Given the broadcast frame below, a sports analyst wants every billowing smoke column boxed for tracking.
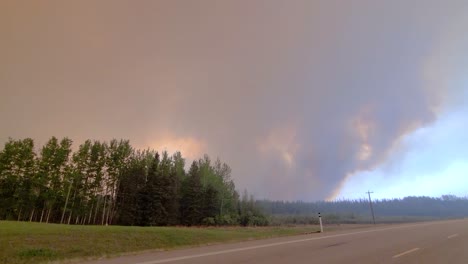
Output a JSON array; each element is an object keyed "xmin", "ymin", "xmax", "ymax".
[{"xmin": 1, "ymin": 1, "xmax": 466, "ymax": 200}]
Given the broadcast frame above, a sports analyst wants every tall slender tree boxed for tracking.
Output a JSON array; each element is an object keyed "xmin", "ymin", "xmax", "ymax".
[{"xmin": 0, "ymin": 138, "xmax": 36, "ymax": 221}]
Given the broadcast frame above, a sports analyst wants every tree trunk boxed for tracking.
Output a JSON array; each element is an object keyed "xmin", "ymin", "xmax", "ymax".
[
  {"xmin": 67, "ymin": 210, "xmax": 72, "ymax": 224},
  {"xmin": 93, "ymin": 196, "xmax": 100, "ymax": 225},
  {"xmin": 17, "ymin": 207, "xmax": 22, "ymax": 221},
  {"xmin": 81, "ymin": 214, "xmax": 87, "ymax": 225},
  {"xmin": 107, "ymin": 184, "xmax": 117, "ymax": 223},
  {"xmin": 29, "ymin": 208, "xmax": 35, "ymax": 222},
  {"xmin": 61, "ymin": 181, "xmax": 73, "ymax": 224},
  {"xmin": 45, "ymin": 207, "xmax": 52, "ymax": 223},
  {"xmin": 105, "ymin": 203, "xmax": 110, "ymax": 226},
  {"xmin": 101, "ymin": 185, "xmax": 108, "ymax": 225},
  {"xmin": 40, "ymin": 207, "xmax": 45, "ymax": 223},
  {"xmin": 68, "ymin": 187, "xmax": 77, "ymax": 224},
  {"xmin": 87, "ymin": 203, "xmax": 94, "ymax": 224},
  {"xmin": 108, "ymin": 180, "xmax": 120, "ymax": 225}
]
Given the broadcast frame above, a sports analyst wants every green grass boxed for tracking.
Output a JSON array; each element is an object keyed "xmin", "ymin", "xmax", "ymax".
[{"xmin": 0, "ymin": 221, "xmax": 320, "ymax": 264}]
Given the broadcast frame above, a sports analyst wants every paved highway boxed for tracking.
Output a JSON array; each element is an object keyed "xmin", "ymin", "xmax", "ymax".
[{"xmin": 86, "ymin": 219, "xmax": 468, "ymax": 264}]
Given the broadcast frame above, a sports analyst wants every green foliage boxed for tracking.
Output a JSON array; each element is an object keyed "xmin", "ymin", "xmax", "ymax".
[
  {"xmin": 202, "ymin": 217, "xmax": 216, "ymax": 226},
  {"xmin": 36, "ymin": 137, "xmax": 73, "ymax": 223},
  {"xmin": 0, "ymin": 138, "xmax": 36, "ymax": 220},
  {"xmin": 180, "ymin": 162, "xmax": 204, "ymax": 225},
  {"xmin": 0, "ymin": 137, "xmax": 267, "ymax": 227}
]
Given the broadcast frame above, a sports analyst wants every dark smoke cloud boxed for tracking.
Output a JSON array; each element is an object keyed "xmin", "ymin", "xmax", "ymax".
[{"xmin": 1, "ymin": 1, "xmax": 465, "ymax": 200}]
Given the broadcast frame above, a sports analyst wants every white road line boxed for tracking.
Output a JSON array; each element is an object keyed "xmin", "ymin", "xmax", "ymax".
[
  {"xmin": 448, "ymin": 234, "xmax": 459, "ymax": 239},
  {"xmin": 135, "ymin": 221, "xmax": 447, "ymax": 264},
  {"xmin": 392, "ymin": 248, "xmax": 420, "ymax": 258}
]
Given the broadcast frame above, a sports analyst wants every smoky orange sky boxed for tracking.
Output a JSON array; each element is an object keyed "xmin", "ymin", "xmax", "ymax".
[{"xmin": 2, "ymin": 1, "xmax": 467, "ymax": 200}]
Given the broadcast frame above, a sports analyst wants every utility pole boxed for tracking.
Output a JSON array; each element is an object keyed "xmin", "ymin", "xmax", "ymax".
[{"xmin": 366, "ymin": 191, "xmax": 376, "ymax": 225}]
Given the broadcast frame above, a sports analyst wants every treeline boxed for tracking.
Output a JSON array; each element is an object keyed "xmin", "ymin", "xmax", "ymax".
[
  {"xmin": 0, "ymin": 137, "xmax": 267, "ymax": 226},
  {"xmin": 259, "ymin": 195, "xmax": 468, "ymax": 224}
]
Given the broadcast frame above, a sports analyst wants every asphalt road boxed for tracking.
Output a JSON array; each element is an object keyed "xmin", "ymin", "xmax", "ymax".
[{"xmin": 86, "ymin": 219, "xmax": 468, "ymax": 264}]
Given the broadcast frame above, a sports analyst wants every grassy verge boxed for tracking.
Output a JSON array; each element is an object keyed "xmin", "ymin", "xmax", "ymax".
[{"xmin": 0, "ymin": 221, "xmax": 320, "ymax": 264}]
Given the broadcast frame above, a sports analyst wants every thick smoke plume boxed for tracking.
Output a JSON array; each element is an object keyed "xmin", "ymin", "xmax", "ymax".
[{"xmin": 1, "ymin": 1, "xmax": 465, "ymax": 200}]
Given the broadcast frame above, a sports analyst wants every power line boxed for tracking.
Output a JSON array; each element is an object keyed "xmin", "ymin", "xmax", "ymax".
[{"xmin": 366, "ymin": 191, "xmax": 376, "ymax": 225}]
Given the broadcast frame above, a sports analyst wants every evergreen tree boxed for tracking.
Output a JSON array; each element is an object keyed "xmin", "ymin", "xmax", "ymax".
[
  {"xmin": 202, "ymin": 185, "xmax": 218, "ymax": 225},
  {"xmin": 160, "ymin": 151, "xmax": 180, "ymax": 225},
  {"xmin": 115, "ymin": 152, "xmax": 146, "ymax": 225},
  {"xmin": 180, "ymin": 161, "xmax": 204, "ymax": 225},
  {"xmin": 146, "ymin": 152, "xmax": 169, "ymax": 226}
]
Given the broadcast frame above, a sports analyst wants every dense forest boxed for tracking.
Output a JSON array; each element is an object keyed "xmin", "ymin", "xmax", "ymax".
[
  {"xmin": 259, "ymin": 195, "xmax": 468, "ymax": 225},
  {"xmin": 0, "ymin": 137, "xmax": 267, "ymax": 226},
  {"xmin": 2, "ymin": 137, "xmax": 467, "ymax": 227}
]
